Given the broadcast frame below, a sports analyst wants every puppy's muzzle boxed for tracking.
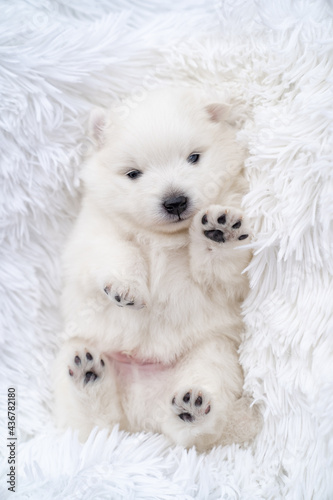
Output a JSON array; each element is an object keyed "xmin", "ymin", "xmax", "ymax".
[{"xmin": 163, "ymin": 195, "xmax": 188, "ymax": 216}]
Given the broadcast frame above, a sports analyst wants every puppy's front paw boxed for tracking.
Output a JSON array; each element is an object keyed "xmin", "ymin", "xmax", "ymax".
[
  {"xmin": 68, "ymin": 347, "xmax": 106, "ymax": 386},
  {"xmin": 172, "ymin": 388, "xmax": 211, "ymax": 424},
  {"xmin": 199, "ymin": 205, "xmax": 250, "ymax": 244},
  {"xmin": 103, "ymin": 281, "xmax": 146, "ymax": 310}
]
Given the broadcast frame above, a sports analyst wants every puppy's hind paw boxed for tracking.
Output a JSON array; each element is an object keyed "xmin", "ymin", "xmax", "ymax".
[
  {"xmin": 172, "ymin": 388, "xmax": 211, "ymax": 424},
  {"xmin": 68, "ymin": 347, "xmax": 106, "ymax": 387}
]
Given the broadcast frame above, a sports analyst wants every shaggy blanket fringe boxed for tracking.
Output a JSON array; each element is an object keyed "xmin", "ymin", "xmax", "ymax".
[{"xmin": 0, "ymin": 0, "xmax": 333, "ymax": 498}]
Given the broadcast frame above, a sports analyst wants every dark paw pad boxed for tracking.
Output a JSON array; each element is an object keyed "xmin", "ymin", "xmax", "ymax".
[
  {"xmin": 172, "ymin": 389, "xmax": 211, "ymax": 424},
  {"xmin": 179, "ymin": 412, "xmax": 194, "ymax": 422},
  {"xmin": 104, "ymin": 284, "xmax": 145, "ymax": 309},
  {"xmin": 84, "ymin": 371, "xmax": 98, "ymax": 384},
  {"xmin": 68, "ymin": 349, "xmax": 105, "ymax": 386},
  {"xmin": 204, "ymin": 229, "xmax": 225, "ymax": 243},
  {"xmin": 201, "ymin": 207, "xmax": 250, "ymax": 244}
]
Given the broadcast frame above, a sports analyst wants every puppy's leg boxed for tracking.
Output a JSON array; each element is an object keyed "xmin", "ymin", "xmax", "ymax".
[
  {"xmin": 189, "ymin": 205, "xmax": 252, "ymax": 298},
  {"xmin": 159, "ymin": 338, "xmax": 261, "ymax": 451},
  {"xmin": 62, "ymin": 208, "xmax": 150, "ymax": 324},
  {"xmin": 64, "ymin": 239, "xmax": 149, "ymax": 313},
  {"xmin": 53, "ymin": 337, "xmax": 124, "ymax": 440}
]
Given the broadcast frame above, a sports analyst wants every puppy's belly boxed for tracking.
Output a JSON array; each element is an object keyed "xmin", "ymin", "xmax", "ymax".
[
  {"xmin": 63, "ymin": 297, "xmax": 242, "ymax": 366},
  {"xmin": 109, "ymin": 351, "xmax": 174, "ymax": 377},
  {"xmin": 62, "ymin": 273, "xmax": 243, "ymax": 363},
  {"xmin": 109, "ymin": 353, "xmax": 175, "ymax": 433}
]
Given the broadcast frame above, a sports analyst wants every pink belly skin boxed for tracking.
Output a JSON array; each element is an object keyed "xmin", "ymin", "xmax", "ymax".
[{"xmin": 107, "ymin": 351, "xmax": 174, "ymax": 379}]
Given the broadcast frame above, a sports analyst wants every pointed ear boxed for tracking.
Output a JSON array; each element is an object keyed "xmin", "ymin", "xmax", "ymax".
[
  {"xmin": 205, "ymin": 103, "xmax": 240, "ymax": 127},
  {"xmin": 205, "ymin": 103, "xmax": 229, "ymax": 122},
  {"xmin": 89, "ymin": 107, "xmax": 107, "ymax": 148}
]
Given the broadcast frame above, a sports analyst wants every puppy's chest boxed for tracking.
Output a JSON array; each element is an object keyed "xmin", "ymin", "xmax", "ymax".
[
  {"xmin": 146, "ymin": 245, "xmax": 191, "ymax": 304},
  {"xmin": 138, "ymin": 244, "xmax": 232, "ymax": 342},
  {"xmin": 142, "ymin": 243, "xmax": 220, "ymax": 322}
]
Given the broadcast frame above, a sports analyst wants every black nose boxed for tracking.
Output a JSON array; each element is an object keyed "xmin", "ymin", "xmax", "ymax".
[{"xmin": 163, "ymin": 195, "xmax": 188, "ymax": 215}]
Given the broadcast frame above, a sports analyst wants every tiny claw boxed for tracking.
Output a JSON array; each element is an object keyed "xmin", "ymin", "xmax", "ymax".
[{"xmin": 205, "ymin": 405, "xmax": 211, "ymax": 415}]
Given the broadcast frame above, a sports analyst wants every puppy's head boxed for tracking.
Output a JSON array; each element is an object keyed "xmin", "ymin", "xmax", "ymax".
[{"xmin": 83, "ymin": 89, "xmax": 245, "ymax": 233}]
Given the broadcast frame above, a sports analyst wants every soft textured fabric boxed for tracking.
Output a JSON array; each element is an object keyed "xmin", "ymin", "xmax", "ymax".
[{"xmin": 0, "ymin": 0, "xmax": 332, "ymax": 498}]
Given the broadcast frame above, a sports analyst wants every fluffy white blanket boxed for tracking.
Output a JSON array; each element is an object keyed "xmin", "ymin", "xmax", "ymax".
[{"xmin": 1, "ymin": 0, "xmax": 333, "ymax": 498}]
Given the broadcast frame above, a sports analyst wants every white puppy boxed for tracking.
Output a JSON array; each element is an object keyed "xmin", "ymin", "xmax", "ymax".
[{"xmin": 54, "ymin": 88, "xmax": 261, "ymax": 452}]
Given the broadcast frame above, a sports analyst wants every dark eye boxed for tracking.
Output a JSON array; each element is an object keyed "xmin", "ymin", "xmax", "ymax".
[
  {"xmin": 126, "ymin": 170, "xmax": 142, "ymax": 179},
  {"xmin": 187, "ymin": 153, "xmax": 200, "ymax": 164}
]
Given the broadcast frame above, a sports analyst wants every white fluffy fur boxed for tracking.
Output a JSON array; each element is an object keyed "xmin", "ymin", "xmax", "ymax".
[
  {"xmin": 1, "ymin": 0, "xmax": 333, "ymax": 498},
  {"xmin": 54, "ymin": 89, "xmax": 260, "ymax": 451}
]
